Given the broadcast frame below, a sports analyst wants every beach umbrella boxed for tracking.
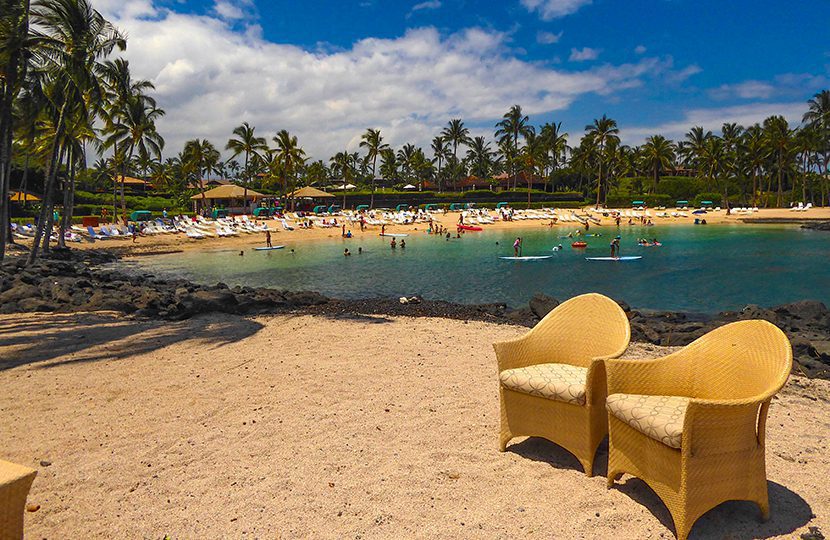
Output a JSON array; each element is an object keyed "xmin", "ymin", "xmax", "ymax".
[
  {"xmin": 403, "ymin": 184, "xmax": 416, "ymax": 190},
  {"xmin": 9, "ymin": 191, "xmax": 40, "ymax": 202}
]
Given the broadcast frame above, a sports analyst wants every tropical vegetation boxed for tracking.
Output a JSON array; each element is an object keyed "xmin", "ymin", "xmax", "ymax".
[{"xmin": 2, "ymin": 0, "xmax": 829, "ymax": 262}]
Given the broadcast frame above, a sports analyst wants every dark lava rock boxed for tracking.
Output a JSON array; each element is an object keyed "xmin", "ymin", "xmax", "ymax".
[
  {"xmin": 801, "ymin": 221, "xmax": 830, "ymax": 231},
  {"xmin": 0, "ymin": 283, "xmax": 41, "ymax": 304},
  {"xmin": 529, "ymin": 293, "xmax": 559, "ymax": 320},
  {"xmin": 17, "ymin": 297, "xmax": 59, "ymax": 312}
]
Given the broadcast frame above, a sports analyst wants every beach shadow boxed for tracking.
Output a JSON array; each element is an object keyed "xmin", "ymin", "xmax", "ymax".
[
  {"xmin": 507, "ymin": 437, "xmax": 608, "ymax": 477},
  {"xmin": 0, "ymin": 312, "xmax": 264, "ymax": 371},
  {"xmin": 615, "ymin": 478, "xmax": 813, "ymax": 539},
  {"xmin": 322, "ymin": 313, "xmax": 395, "ymax": 324}
]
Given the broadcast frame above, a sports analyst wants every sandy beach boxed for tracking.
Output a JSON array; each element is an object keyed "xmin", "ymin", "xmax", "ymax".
[
  {"xmin": 1, "ymin": 311, "xmax": 827, "ymax": 539},
  {"xmin": 15, "ymin": 206, "xmax": 830, "ymax": 257}
]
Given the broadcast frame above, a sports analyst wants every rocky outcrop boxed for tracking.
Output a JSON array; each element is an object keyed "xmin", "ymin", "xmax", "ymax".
[{"xmin": 801, "ymin": 221, "xmax": 830, "ymax": 231}]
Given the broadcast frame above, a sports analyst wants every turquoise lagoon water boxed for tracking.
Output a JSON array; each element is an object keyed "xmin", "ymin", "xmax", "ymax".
[{"xmin": 128, "ymin": 224, "xmax": 830, "ymax": 313}]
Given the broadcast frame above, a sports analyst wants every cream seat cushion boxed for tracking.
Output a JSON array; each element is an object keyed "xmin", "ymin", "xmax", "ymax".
[
  {"xmin": 606, "ymin": 393, "xmax": 690, "ymax": 449},
  {"xmin": 499, "ymin": 363, "xmax": 588, "ymax": 405}
]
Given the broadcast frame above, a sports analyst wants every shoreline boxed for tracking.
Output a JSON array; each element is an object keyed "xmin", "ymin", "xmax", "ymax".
[
  {"xmin": 1, "ymin": 249, "xmax": 828, "ymax": 378},
  {"xmin": 9, "ymin": 207, "xmax": 830, "ymax": 258}
]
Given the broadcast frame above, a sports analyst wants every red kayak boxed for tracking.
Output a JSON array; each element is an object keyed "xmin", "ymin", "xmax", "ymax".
[
  {"xmin": 457, "ymin": 224, "xmax": 483, "ymax": 231},
  {"xmin": 571, "ymin": 241, "xmax": 588, "ymax": 248}
]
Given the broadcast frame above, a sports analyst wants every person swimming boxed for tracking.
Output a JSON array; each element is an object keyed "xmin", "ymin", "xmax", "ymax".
[{"xmin": 344, "ymin": 248, "xmax": 351, "ymax": 256}]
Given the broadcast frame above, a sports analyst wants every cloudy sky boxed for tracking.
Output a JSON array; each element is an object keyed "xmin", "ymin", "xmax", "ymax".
[{"xmin": 92, "ymin": 0, "xmax": 830, "ymax": 161}]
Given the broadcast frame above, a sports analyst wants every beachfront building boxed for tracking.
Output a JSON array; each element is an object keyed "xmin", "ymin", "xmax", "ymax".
[
  {"xmin": 190, "ymin": 184, "xmax": 265, "ymax": 215},
  {"xmin": 114, "ymin": 175, "xmax": 153, "ymax": 193},
  {"xmin": 286, "ymin": 186, "xmax": 335, "ymax": 211}
]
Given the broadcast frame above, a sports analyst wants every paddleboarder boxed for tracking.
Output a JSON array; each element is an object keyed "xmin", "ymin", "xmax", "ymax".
[
  {"xmin": 513, "ymin": 237, "xmax": 522, "ymax": 257},
  {"xmin": 266, "ymin": 230, "xmax": 272, "ymax": 248}
]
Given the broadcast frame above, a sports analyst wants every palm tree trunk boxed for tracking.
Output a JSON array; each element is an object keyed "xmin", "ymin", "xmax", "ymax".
[
  {"xmin": 751, "ymin": 169, "xmax": 758, "ymax": 207},
  {"xmin": 595, "ymin": 154, "xmax": 603, "ymax": 208},
  {"xmin": 28, "ymin": 101, "xmax": 68, "ymax": 264},
  {"xmin": 59, "ymin": 157, "xmax": 77, "ymax": 249},
  {"xmin": 776, "ymin": 156, "xmax": 783, "ymax": 207},
  {"xmin": 370, "ymin": 155, "xmax": 377, "ymax": 208},
  {"xmin": 243, "ymin": 151, "xmax": 249, "ymax": 214}
]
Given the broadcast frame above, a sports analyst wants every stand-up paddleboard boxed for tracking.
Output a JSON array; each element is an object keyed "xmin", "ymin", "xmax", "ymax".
[
  {"xmin": 254, "ymin": 245, "xmax": 286, "ymax": 251},
  {"xmin": 585, "ymin": 256, "xmax": 642, "ymax": 261},
  {"xmin": 500, "ymin": 255, "xmax": 553, "ymax": 261},
  {"xmin": 380, "ymin": 233, "xmax": 408, "ymax": 238}
]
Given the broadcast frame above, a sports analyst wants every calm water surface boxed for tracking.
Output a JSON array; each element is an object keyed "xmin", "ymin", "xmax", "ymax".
[{"xmin": 127, "ymin": 224, "xmax": 830, "ymax": 313}]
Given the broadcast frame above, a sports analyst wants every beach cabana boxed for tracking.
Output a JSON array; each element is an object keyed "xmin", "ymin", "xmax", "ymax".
[
  {"xmin": 675, "ymin": 200, "xmax": 689, "ymax": 209},
  {"xmin": 396, "ymin": 204, "xmax": 410, "ymax": 211},
  {"xmin": 191, "ymin": 184, "xmax": 265, "ymax": 215},
  {"xmin": 423, "ymin": 203, "xmax": 439, "ymax": 211},
  {"xmin": 700, "ymin": 200, "xmax": 714, "ymax": 208},
  {"xmin": 632, "ymin": 200, "xmax": 646, "ymax": 208},
  {"xmin": 495, "ymin": 202, "xmax": 509, "ymax": 209},
  {"xmin": 449, "ymin": 203, "xmax": 464, "ymax": 211},
  {"xmin": 356, "ymin": 204, "xmax": 370, "ymax": 212}
]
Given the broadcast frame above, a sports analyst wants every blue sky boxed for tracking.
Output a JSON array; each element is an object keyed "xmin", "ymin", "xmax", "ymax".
[{"xmin": 95, "ymin": 0, "xmax": 830, "ymax": 158}]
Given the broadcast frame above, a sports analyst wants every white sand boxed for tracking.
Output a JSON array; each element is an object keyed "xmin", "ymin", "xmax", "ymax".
[{"xmin": 0, "ymin": 312, "xmax": 827, "ymax": 538}]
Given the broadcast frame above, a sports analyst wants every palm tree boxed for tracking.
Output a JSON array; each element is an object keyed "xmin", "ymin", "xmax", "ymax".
[
  {"xmin": 465, "ymin": 136, "xmax": 494, "ymax": 179},
  {"xmin": 585, "ymin": 114, "xmax": 619, "ymax": 207},
  {"xmin": 495, "ymin": 105, "xmax": 534, "ymax": 189},
  {"xmin": 359, "ymin": 128, "xmax": 388, "ymax": 207},
  {"xmin": 27, "ymin": 0, "xmax": 126, "ymax": 263},
  {"xmin": 273, "ymin": 129, "xmax": 305, "ymax": 209},
  {"xmin": 741, "ymin": 124, "xmax": 767, "ymax": 207},
  {"xmin": 440, "ymin": 119, "xmax": 470, "ymax": 191},
  {"xmin": 430, "ymin": 136, "xmax": 450, "ymax": 192},
  {"xmin": 700, "ymin": 136, "xmax": 728, "ymax": 208},
  {"xmin": 102, "ymin": 78, "xmax": 165, "ymax": 220},
  {"xmin": 0, "ymin": 0, "xmax": 34, "ymax": 259},
  {"xmin": 226, "ymin": 122, "xmax": 266, "ymax": 214},
  {"xmin": 681, "ymin": 126, "xmax": 712, "ymax": 176},
  {"xmin": 183, "ymin": 138, "xmax": 219, "ymax": 213},
  {"xmin": 539, "ymin": 122, "xmax": 567, "ymax": 191},
  {"xmin": 379, "ymin": 148, "xmax": 397, "ymax": 186},
  {"xmin": 640, "ymin": 135, "xmax": 675, "ymax": 193},
  {"xmin": 762, "ymin": 115, "xmax": 793, "ymax": 207},
  {"xmin": 803, "ymin": 90, "xmax": 830, "ymax": 205}
]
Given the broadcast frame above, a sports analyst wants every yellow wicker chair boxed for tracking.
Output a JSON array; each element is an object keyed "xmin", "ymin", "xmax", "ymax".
[
  {"xmin": 605, "ymin": 320, "xmax": 792, "ymax": 540},
  {"xmin": 494, "ymin": 293, "xmax": 630, "ymax": 476},
  {"xmin": 0, "ymin": 459, "xmax": 37, "ymax": 540}
]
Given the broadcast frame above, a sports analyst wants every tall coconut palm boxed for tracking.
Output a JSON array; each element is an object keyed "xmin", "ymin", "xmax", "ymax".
[
  {"xmin": 359, "ymin": 128, "xmax": 388, "ymax": 207},
  {"xmin": 0, "ymin": 0, "xmax": 35, "ymax": 259},
  {"xmin": 539, "ymin": 121, "xmax": 567, "ymax": 191},
  {"xmin": 803, "ymin": 90, "xmax": 830, "ymax": 205},
  {"xmin": 762, "ymin": 115, "xmax": 793, "ymax": 207},
  {"xmin": 681, "ymin": 126, "xmax": 712, "ymax": 176},
  {"xmin": 183, "ymin": 138, "xmax": 219, "ymax": 213},
  {"xmin": 27, "ymin": 0, "xmax": 125, "ymax": 263},
  {"xmin": 379, "ymin": 148, "xmax": 398, "ymax": 185},
  {"xmin": 465, "ymin": 136, "xmax": 494, "ymax": 179},
  {"xmin": 640, "ymin": 135, "xmax": 675, "ymax": 193},
  {"xmin": 440, "ymin": 119, "xmax": 469, "ymax": 191},
  {"xmin": 102, "ymin": 83, "xmax": 165, "ymax": 219},
  {"xmin": 495, "ymin": 105, "xmax": 534, "ymax": 188},
  {"xmin": 430, "ymin": 136, "xmax": 450, "ymax": 192},
  {"xmin": 273, "ymin": 129, "xmax": 305, "ymax": 209},
  {"xmin": 741, "ymin": 124, "xmax": 767, "ymax": 207},
  {"xmin": 226, "ymin": 122, "xmax": 266, "ymax": 214},
  {"xmin": 585, "ymin": 114, "xmax": 619, "ymax": 207}
]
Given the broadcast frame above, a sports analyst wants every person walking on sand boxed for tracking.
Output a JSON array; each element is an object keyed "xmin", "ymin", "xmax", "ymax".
[{"xmin": 265, "ymin": 229, "xmax": 272, "ymax": 248}]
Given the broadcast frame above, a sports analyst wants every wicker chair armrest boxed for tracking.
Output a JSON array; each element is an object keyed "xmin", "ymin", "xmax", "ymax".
[
  {"xmin": 584, "ymin": 357, "xmax": 610, "ymax": 406},
  {"xmin": 683, "ymin": 398, "xmax": 769, "ymax": 457},
  {"xmin": 493, "ymin": 334, "xmax": 535, "ymax": 372}
]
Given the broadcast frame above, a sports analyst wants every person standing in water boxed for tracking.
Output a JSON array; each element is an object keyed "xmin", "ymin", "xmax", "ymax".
[
  {"xmin": 400, "ymin": 239, "xmax": 406, "ymax": 249},
  {"xmin": 265, "ymin": 229, "xmax": 272, "ymax": 248},
  {"xmin": 513, "ymin": 237, "xmax": 522, "ymax": 257},
  {"xmin": 390, "ymin": 238, "xmax": 397, "ymax": 249}
]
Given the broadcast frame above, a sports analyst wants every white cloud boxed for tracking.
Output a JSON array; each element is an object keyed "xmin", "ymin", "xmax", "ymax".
[
  {"xmin": 569, "ymin": 47, "xmax": 600, "ymax": 61},
  {"xmin": 213, "ymin": 1, "xmax": 244, "ymax": 20},
  {"xmin": 710, "ymin": 73, "xmax": 829, "ymax": 101},
  {"xmin": 621, "ymin": 102, "xmax": 807, "ymax": 144},
  {"xmin": 411, "ymin": 0, "xmax": 441, "ymax": 11},
  {"xmin": 634, "ymin": 45, "xmax": 646, "ymax": 55},
  {"xmin": 521, "ymin": 0, "xmax": 592, "ymax": 20},
  {"xmin": 92, "ymin": 0, "xmax": 694, "ymax": 160},
  {"xmin": 536, "ymin": 30, "xmax": 563, "ymax": 44}
]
